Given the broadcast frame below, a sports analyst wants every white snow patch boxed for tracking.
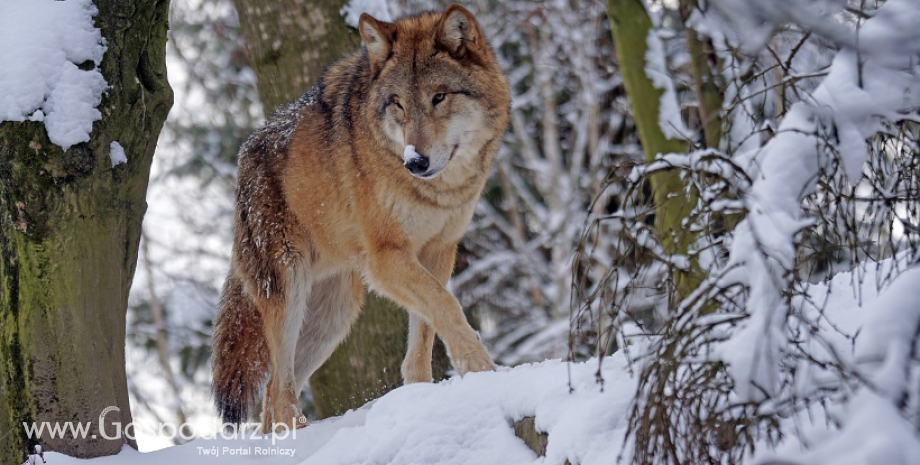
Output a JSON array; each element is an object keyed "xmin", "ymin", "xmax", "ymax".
[
  {"xmin": 109, "ymin": 141, "xmax": 127, "ymax": 167},
  {"xmin": 341, "ymin": 0, "xmax": 392, "ymax": 29},
  {"xmin": 403, "ymin": 144, "xmax": 419, "ymax": 164},
  {"xmin": 644, "ymin": 29, "xmax": 690, "ymax": 141},
  {"xmin": 0, "ymin": 0, "xmax": 107, "ymax": 151}
]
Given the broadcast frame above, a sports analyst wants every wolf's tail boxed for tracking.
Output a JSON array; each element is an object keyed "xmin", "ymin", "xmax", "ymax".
[{"xmin": 211, "ymin": 275, "xmax": 269, "ymax": 425}]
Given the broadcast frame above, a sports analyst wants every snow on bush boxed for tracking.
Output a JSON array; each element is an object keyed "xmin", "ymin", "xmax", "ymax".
[
  {"xmin": 712, "ymin": 0, "xmax": 920, "ymax": 408},
  {"xmin": 577, "ymin": 0, "xmax": 920, "ymax": 463},
  {"xmin": 752, "ymin": 262, "xmax": 920, "ymax": 465},
  {"xmin": 0, "ymin": 0, "xmax": 107, "ymax": 151}
]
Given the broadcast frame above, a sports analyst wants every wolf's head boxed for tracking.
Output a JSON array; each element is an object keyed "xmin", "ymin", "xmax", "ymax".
[{"xmin": 359, "ymin": 5, "xmax": 510, "ymax": 181}]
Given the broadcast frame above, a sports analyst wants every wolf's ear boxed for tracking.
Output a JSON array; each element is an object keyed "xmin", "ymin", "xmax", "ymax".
[
  {"xmin": 436, "ymin": 4, "xmax": 484, "ymax": 60},
  {"xmin": 359, "ymin": 13, "xmax": 396, "ymax": 74}
]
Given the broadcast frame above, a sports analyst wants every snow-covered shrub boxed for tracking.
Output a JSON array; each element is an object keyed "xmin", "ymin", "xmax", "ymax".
[{"xmin": 575, "ymin": 0, "xmax": 920, "ymax": 463}]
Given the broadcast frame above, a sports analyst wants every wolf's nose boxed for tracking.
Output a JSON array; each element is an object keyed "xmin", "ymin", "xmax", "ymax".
[{"xmin": 405, "ymin": 156, "xmax": 430, "ymax": 175}]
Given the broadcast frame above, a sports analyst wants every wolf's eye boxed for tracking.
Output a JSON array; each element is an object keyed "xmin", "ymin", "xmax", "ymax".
[
  {"xmin": 389, "ymin": 95, "xmax": 403, "ymax": 111},
  {"xmin": 432, "ymin": 93, "xmax": 446, "ymax": 106}
]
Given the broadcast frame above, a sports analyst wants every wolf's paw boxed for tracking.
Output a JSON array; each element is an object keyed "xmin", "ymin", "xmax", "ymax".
[
  {"xmin": 453, "ymin": 349, "xmax": 497, "ymax": 375},
  {"xmin": 261, "ymin": 400, "xmax": 308, "ymax": 433},
  {"xmin": 401, "ymin": 358, "xmax": 434, "ymax": 384}
]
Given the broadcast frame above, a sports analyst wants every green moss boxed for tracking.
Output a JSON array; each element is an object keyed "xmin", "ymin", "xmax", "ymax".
[{"xmin": 0, "ymin": 238, "xmax": 31, "ymax": 463}]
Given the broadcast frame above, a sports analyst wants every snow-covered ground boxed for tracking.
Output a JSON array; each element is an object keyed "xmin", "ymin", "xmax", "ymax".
[
  {"xmin": 35, "ymin": 356, "xmax": 637, "ymax": 465},
  {"xmin": 32, "ymin": 258, "xmax": 920, "ymax": 465}
]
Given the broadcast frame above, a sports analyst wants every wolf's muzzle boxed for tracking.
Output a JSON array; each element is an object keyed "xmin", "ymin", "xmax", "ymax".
[{"xmin": 405, "ymin": 155, "xmax": 430, "ymax": 175}]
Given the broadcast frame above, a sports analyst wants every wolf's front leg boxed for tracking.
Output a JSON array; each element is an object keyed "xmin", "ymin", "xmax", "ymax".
[
  {"xmin": 368, "ymin": 246, "xmax": 496, "ymax": 377},
  {"xmin": 402, "ymin": 240, "xmax": 460, "ymax": 383},
  {"xmin": 258, "ymin": 267, "xmax": 311, "ymax": 433}
]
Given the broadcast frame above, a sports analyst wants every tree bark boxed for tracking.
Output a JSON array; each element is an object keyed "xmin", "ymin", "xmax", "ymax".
[
  {"xmin": 233, "ymin": 0, "xmax": 363, "ymax": 111},
  {"xmin": 607, "ymin": 0, "xmax": 701, "ymax": 304},
  {"xmin": 0, "ymin": 1, "xmax": 173, "ymax": 463},
  {"xmin": 232, "ymin": 0, "xmax": 448, "ymax": 420},
  {"xmin": 680, "ymin": 0, "xmax": 724, "ymax": 150},
  {"xmin": 678, "ymin": 0, "xmax": 742, "ymax": 253}
]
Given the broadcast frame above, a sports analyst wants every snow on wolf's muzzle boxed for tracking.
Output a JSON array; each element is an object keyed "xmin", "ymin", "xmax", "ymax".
[{"xmin": 403, "ymin": 145, "xmax": 432, "ymax": 178}]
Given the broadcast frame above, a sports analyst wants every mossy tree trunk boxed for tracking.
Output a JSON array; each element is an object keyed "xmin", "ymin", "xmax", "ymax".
[
  {"xmin": 606, "ymin": 0, "xmax": 701, "ymax": 304},
  {"xmin": 680, "ymin": 0, "xmax": 724, "ymax": 150},
  {"xmin": 0, "ymin": 1, "xmax": 173, "ymax": 463},
  {"xmin": 233, "ymin": 0, "xmax": 448, "ymax": 420},
  {"xmin": 678, "ymin": 0, "xmax": 742, "ymax": 245}
]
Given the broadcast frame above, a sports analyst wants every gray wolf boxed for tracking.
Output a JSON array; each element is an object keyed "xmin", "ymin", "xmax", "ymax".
[{"xmin": 211, "ymin": 4, "xmax": 510, "ymax": 432}]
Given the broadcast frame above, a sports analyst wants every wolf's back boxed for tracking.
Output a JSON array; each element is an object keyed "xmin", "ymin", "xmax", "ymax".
[{"xmin": 211, "ymin": 274, "xmax": 269, "ymax": 425}]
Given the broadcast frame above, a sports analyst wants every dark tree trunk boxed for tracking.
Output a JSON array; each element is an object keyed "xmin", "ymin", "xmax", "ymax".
[{"xmin": 0, "ymin": 1, "xmax": 173, "ymax": 463}]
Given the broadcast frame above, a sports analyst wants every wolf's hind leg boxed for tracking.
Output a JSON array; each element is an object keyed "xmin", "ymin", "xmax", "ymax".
[
  {"xmin": 402, "ymin": 313, "xmax": 435, "ymax": 383},
  {"xmin": 293, "ymin": 271, "xmax": 364, "ymax": 392},
  {"xmin": 260, "ymin": 265, "xmax": 311, "ymax": 433}
]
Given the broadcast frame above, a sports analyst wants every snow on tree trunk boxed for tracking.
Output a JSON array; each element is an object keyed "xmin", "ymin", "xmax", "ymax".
[
  {"xmin": 606, "ymin": 0, "xmax": 701, "ymax": 303},
  {"xmin": 679, "ymin": 0, "xmax": 723, "ymax": 150},
  {"xmin": 0, "ymin": 0, "xmax": 173, "ymax": 462}
]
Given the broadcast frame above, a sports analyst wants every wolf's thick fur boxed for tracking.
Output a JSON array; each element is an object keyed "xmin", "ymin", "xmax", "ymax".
[{"xmin": 211, "ymin": 5, "xmax": 510, "ymax": 431}]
